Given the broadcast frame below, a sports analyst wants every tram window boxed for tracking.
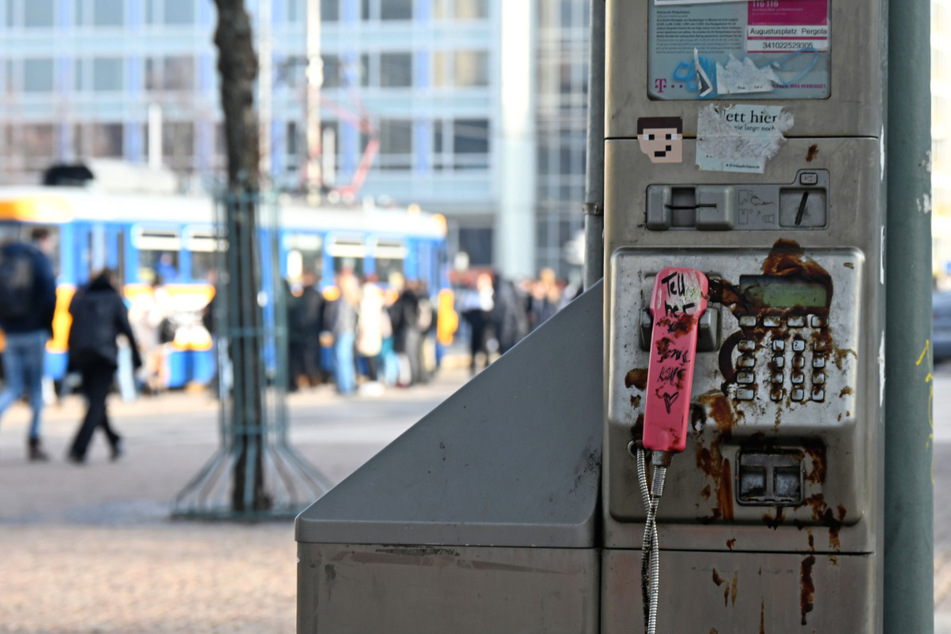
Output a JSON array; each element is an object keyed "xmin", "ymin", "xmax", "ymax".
[
  {"xmin": 328, "ymin": 238, "xmax": 365, "ymax": 278},
  {"xmin": 374, "ymin": 240, "xmax": 407, "ymax": 284},
  {"xmin": 134, "ymin": 228, "xmax": 181, "ymax": 284},
  {"xmin": 187, "ymin": 231, "xmax": 218, "ymax": 282}
]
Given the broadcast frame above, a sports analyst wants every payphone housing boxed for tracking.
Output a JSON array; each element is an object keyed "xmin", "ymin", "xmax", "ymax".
[{"xmin": 603, "ymin": 1, "xmax": 885, "ymax": 631}]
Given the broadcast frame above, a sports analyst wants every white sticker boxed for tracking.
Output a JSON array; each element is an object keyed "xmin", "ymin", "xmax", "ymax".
[
  {"xmin": 696, "ymin": 104, "xmax": 793, "ymax": 174},
  {"xmin": 715, "ymin": 55, "xmax": 781, "ymax": 95}
]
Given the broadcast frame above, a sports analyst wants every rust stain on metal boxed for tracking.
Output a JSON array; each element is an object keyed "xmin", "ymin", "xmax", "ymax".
[
  {"xmin": 844, "ymin": 262, "xmax": 855, "ymax": 270},
  {"xmin": 712, "ymin": 568, "xmax": 730, "ymax": 607},
  {"xmin": 701, "ymin": 485, "xmax": 712, "ymax": 500},
  {"xmin": 760, "ymin": 598, "xmax": 766, "ymax": 633},
  {"xmin": 726, "ymin": 538, "xmax": 736, "ymax": 550},
  {"xmin": 800, "ymin": 555, "xmax": 816, "ymax": 625},
  {"xmin": 718, "ymin": 460, "xmax": 735, "ymax": 521},
  {"xmin": 762, "ymin": 506, "xmax": 785, "ymax": 528},
  {"xmin": 630, "ymin": 395, "xmax": 642, "ymax": 408},
  {"xmin": 806, "ymin": 144, "xmax": 819, "ymax": 162},
  {"xmin": 802, "ymin": 440, "xmax": 827, "ymax": 485},
  {"xmin": 626, "ymin": 368, "xmax": 648, "ymax": 390},
  {"xmin": 731, "ymin": 570, "xmax": 739, "ymax": 607},
  {"xmin": 695, "ymin": 392, "xmax": 739, "ymax": 522},
  {"xmin": 803, "ymin": 494, "xmax": 845, "ymax": 550}
]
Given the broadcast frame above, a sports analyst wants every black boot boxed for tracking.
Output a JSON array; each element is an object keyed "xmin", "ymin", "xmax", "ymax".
[{"xmin": 28, "ymin": 438, "xmax": 49, "ymax": 462}]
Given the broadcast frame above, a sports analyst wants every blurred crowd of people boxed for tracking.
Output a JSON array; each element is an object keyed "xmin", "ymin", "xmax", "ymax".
[
  {"xmin": 457, "ymin": 267, "xmax": 577, "ymax": 375},
  {"xmin": 286, "ymin": 269, "xmax": 440, "ymax": 397}
]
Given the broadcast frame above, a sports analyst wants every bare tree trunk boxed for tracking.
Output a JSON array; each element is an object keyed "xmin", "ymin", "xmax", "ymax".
[{"xmin": 213, "ymin": 0, "xmax": 269, "ymax": 513}]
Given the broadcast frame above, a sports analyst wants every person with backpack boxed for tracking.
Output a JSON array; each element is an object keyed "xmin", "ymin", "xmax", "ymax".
[
  {"xmin": 66, "ymin": 269, "xmax": 142, "ymax": 463},
  {"xmin": 0, "ymin": 227, "xmax": 58, "ymax": 461}
]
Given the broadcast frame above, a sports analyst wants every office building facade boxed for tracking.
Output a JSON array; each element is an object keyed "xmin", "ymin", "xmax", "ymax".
[{"xmin": 0, "ymin": 0, "xmax": 589, "ymax": 282}]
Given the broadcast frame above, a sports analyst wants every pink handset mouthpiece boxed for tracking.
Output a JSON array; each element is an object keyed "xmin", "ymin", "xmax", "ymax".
[{"xmin": 643, "ymin": 267, "xmax": 709, "ymax": 454}]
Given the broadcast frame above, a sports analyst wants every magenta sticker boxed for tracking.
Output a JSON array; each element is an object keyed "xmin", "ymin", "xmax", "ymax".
[{"xmin": 748, "ymin": 0, "xmax": 828, "ymax": 26}]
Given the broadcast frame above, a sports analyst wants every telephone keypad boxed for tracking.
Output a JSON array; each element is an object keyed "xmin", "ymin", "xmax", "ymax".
[{"xmin": 730, "ymin": 312, "xmax": 832, "ymax": 404}]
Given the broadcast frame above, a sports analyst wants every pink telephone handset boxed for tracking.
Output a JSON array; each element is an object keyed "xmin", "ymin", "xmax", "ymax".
[{"xmin": 643, "ymin": 267, "xmax": 709, "ymax": 454}]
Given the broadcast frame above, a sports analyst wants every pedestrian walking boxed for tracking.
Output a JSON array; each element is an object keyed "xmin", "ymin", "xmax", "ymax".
[
  {"xmin": 356, "ymin": 276, "xmax": 388, "ymax": 395},
  {"xmin": 0, "ymin": 227, "xmax": 58, "ymax": 461},
  {"xmin": 66, "ymin": 269, "xmax": 142, "ymax": 463},
  {"xmin": 329, "ymin": 270, "xmax": 361, "ymax": 395}
]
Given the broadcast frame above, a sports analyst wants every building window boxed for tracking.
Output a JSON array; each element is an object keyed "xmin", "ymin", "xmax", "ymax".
[
  {"xmin": 146, "ymin": 56, "xmax": 195, "ymax": 91},
  {"xmin": 22, "ymin": 124, "xmax": 56, "ymax": 160},
  {"xmin": 380, "ymin": 52, "xmax": 412, "ymax": 88},
  {"xmin": 165, "ymin": 0, "xmax": 195, "ymax": 25},
  {"xmin": 433, "ymin": 50, "xmax": 489, "ymax": 87},
  {"xmin": 23, "ymin": 59, "xmax": 55, "ymax": 93},
  {"xmin": 91, "ymin": 123, "xmax": 123, "ymax": 157},
  {"xmin": 93, "ymin": 0, "xmax": 124, "ymax": 26},
  {"xmin": 24, "ymin": 0, "xmax": 55, "ymax": 28},
  {"xmin": 454, "ymin": 119, "xmax": 489, "ymax": 170},
  {"xmin": 378, "ymin": 119, "xmax": 413, "ymax": 171},
  {"xmin": 434, "ymin": 0, "xmax": 489, "ymax": 20},
  {"xmin": 93, "ymin": 57, "xmax": 123, "ymax": 92},
  {"xmin": 381, "ymin": 0, "xmax": 412, "ymax": 20},
  {"xmin": 361, "ymin": 0, "xmax": 412, "ymax": 21},
  {"xmin": 321, "ymin": 54, "xmax": 342, "ymax": 88},
  {"xmin": 321, "ymin": 0, "xmax": 339, "ymax": 22},
  {"xmin": 454, "ymin": 51, "xmax": 489, "ymax": 86}
]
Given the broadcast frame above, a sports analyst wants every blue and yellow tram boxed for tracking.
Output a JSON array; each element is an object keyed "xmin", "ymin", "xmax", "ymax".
[{"xmin": 0, "ymin": 186, "xmax": 455, "ymax": 388}]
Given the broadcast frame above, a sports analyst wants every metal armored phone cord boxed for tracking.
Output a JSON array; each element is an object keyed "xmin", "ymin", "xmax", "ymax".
[{"xmin": 633, "ymin": 442, "xmax": 669, "ymax": 634}]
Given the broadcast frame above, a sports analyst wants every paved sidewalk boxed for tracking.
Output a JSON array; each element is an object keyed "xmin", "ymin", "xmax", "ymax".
[{"xmin": 0, "ymin": 370, "xmax": 469, "ymax": 633}]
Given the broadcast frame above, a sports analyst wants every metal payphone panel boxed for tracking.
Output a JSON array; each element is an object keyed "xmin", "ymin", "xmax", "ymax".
[
  {"xmin": 602, "ymin": 136, "xmax": 883, "ymax": 558},
  {"xmin": 608, "ymin": 249, "xmax": 863, "ymax": 526}
]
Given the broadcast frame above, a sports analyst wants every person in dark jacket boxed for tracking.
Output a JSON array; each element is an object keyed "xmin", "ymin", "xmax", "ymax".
[
  {"xmin": 66, "ymin": 269, "xmax": 141, "ymax": 463},
  {"xmin": 0, "ymin": 228, "xmax": 58, "ymax": 461}
]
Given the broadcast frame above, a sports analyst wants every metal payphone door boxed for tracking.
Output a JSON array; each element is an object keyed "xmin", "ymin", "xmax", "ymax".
[{"xmin": 602, "ymin": 1, "xmax": 885, "ymax": 631}]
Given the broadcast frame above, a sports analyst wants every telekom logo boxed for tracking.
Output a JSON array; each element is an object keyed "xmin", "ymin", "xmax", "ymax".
[{"xmin": 654, "ymin": 78, "xmax": 667, "ymax": 93}]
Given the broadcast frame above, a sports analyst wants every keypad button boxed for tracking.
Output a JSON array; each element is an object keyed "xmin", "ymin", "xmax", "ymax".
[
  {"xmin": 772, "ymin": 372, "xmax": 784, "ymax": 384},
  {"xmin": 736, "ymin": 371, "xmax": 755, "ymax": 384},
  {"xmin": 771, "ymin": 388, "xmax": 784, "ymax": 402},
  {"xmin": 809, "ymin": 315, "xmax": 826, "ymax": 328},
  {"xmin": 811, "ymin": 387, "xmax": 825, "ymax": 402},
  {"xmin": 736, "ymin": 388, "xmax": 755, "ymax": 401},
  {"xmin": 791, "ymin": 372, "xmax": 805, "ymax": 385},
  {"xmin": 793, "ymin": 355, "xmax": 805, "ymax": 369},
  {"xmin": 813, "ymin": 340, "xmax": 828, "ymax": 352},
  {"xmin": 737, "ymin": 354, "xmax": 756, "ymax": 368},
  {"xmin": 772, "ymin": 356, "xmax": 785, "ymax": 369},
  {"xmin": 813, "ymin": 372, "xmax": 826, "ymax": 385},
  {"xmin": 739, "ymin": 316, "xmax": 757, "ymax": 328},
  {"xmin": 763, "ymin": 316, "xmax": 781, "ymax": 328},
  {"xmin": 772, "ymin": 340, "xmax": 785, "ymax": 352},
  {"xmin": 812, "ymin": 356, "xmax": 826, "ymax": 368},
  {"xmin": 791, "ymin": 388, "xmax": 805, "ymax": 402},
  {"xmin": 738, "ymin": 339, "xmax": 756, "ymax": 352},
  {"xmin": 787, "ymin": 315, "xmax": 806, "ymax": 328},
  {"xmin": 792, "ymin": 338, "xmax": 806, "ymax": 352}
]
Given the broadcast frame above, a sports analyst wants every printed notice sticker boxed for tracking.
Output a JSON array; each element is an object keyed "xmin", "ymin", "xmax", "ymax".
[
  {"xmin": 648, "ymin": 0, "xmax": 830, "ymax": 100},
  {"xmin": 696, "ymin": 104, "xmax": 793, "ymax": 174}
]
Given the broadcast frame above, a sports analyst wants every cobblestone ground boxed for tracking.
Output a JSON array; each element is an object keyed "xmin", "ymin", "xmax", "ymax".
[
  {"xmin": 0, "ymin": 368, "xmax": 468, "ymax": 633},
  {"xmin": 0, "ymin": 524, "xmax": 296, "ymax": 633}
]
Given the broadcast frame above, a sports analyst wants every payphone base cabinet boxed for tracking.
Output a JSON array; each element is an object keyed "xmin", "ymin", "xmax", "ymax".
[{"xmin": 602, "ymin": 548, "xmax": 879, "ymax": 633}]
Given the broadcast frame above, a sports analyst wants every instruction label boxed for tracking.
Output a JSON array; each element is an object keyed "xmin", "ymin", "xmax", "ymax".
[{"xmin": 648, "ymin": 0, "xmax": 830, "ymax": 100}]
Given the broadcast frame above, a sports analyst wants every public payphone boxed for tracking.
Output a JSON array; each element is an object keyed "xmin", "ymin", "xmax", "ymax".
[{"xmin": 602, "ymin": 1, "xmax": 885, "ymax": 631}]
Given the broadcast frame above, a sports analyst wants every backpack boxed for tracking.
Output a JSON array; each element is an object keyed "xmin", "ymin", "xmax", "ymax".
[{"xmin": 0, "ymin": 247, "xmax": 36, "ymax": 323}]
